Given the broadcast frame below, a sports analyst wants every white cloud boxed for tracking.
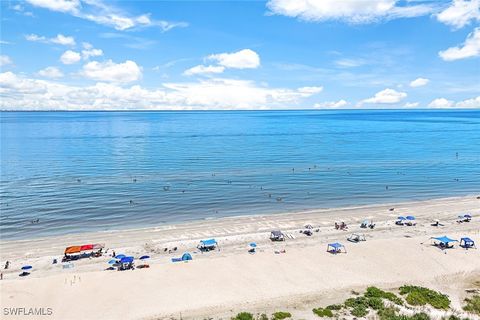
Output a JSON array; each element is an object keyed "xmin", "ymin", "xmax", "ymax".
[
  {"xmin": 81, "ymin": 43, "xmax": 103, "ymax": 60},
  {"xmin": 403, "ymin": 102, "xmax": 420, "ymax": 108},
  {"xmin": 60, "ymin": 50, "xmax": 81, "ymax": 64},
  {"xmin": 266, "ymin": 0, "xmax": 435, "ymax": 24},
  {"xmin": 362, "ymin": 88, "xmax": 407, "ymax": 104},
  {"xmin": 428, "ymin": 98, "xmax": 454, "ymax": 108},
  {"xmin": 335, "ymin": 58, "xmax": 365, "ymax": 68},
  {"xmin": 25, "ymin": 33, "xmax": 75, "ymax": 46},
  {"xmin": 26, "ymin": 0, "xmax": 80, "ymax": 13},
  {"xmin": 208, "ymin": 49, "xmax": 260, "ymax": 69},
  {"xmin": 0, "ymin": 72, "xmax": 322, "ymax": 110},
  {"xmin": 183, "ymin": 65, "xmax": 225, "ymax": 76},
  {"xmin": 80, "ymin": 60, "xmax": 142, "ymax": 83},
  {"xmin": 25, "ymin": 0, "xmax": 187, "ymax": 31},
  {"xmin": 51, "ymin": 34, "xmax": 76, "ymax": 46},
  {"xmin": 0, "ymin": 55, "xmax": 13, "ymax": 67},
  {"xmin": 455, "ymin": 96, "xmax": 480, "ymax": 108},
  {"xmin": 37, "ymin": 66, "xmax": 64, "ymax": 78},
  {"xmin": 314, "ymin": 99, "xmax": 348, "ymax": 108},
  {"xmin": 25, "ymin": 34, "xmax": 46, "ymax": 42},
  {"xmin": 439, "ymin": 27, "xmax": 480, "ymax": 61},
  {"xmin": 409, "ymin": 77, "xmax": 430, "ymax": 87},
  {"xmin": 436, "ymin": 0, "xmax": 480, "ymax": 29}
]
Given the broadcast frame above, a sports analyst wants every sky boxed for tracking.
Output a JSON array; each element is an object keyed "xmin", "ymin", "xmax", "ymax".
[{"xmin": 0, "ymin": 0, "xmax": 479, "ymax": 110}]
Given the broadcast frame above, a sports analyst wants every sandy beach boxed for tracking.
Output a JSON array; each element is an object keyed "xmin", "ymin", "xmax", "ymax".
[{"xmin": 1, "ymin": 195, "xmax": 479, "ymax": 320}]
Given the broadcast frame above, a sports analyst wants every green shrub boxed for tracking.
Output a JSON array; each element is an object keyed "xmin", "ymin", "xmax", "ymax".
[
  {"xmin": 326, "ymin": 304, "xmax": 342, "ymax": 310},
  {"xmin": 351, "ymin": 305, "xmax": 369, "ymax": 317},
  {"xmin": 364, "ymin": 286, "xmax": 403, "ymax": 305},
  {"xmin": 464, "ymin": 295, "xmax": 480, "ymax": 315},
  {"xmin": 257, "ymin": 314, "xmax": 269, "ymax": 320},
  {"xmin": 399, "ymin": 285, "xmax": 450, "ymax": 309},
  {"xmin": 410, "ymin": 313, "xmax": 430, "ymax": 320},
  {"xmin": 383, "ymin": 291, "xmax": 404, "ymax": 305},
  {"xmin": 233, "ymin": 312, "xmax": 254, "ymax": 320},
  {"xmin": 366, "ymin": 286, "xmax": 386, "ymax": 298},
  {"xmin": 345, "ymin": 296, "xmax": 368, "ymax": 308},
  {"xmin": 368, "ymin": 297, "xmax": 385, "ymax": 310},
  {"xmin": 312, "ymin": 308, "xmax": 333, "ymax": 318},
  {"xmin": 271, "ymin": 312, "xmax": 291, "ymax": 320}
]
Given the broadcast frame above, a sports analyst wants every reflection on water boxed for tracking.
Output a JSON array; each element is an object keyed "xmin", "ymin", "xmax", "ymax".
[{"xmin": 1, "ymin": 110, "xmax": 479, "ymax": 239}]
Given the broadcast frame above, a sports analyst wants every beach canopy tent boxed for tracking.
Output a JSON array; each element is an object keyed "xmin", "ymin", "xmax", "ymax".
[
  {"xmin": 120, "ymin": 256, "xmax": 134, "ymax": 264},
  {"xmin": 182, "ymin": 253, "xmax": 192, "ymax": 261},
  {"xmin": 460, "ymin": 237, "xmax": 476, "ymax": 249},
  {"xmin": 270, "ymin": 230, "xmax": 285, "ymax": 241},
  {"xmin": 327, "ymin": 242, "xmax": 346, "ymax": 254},
  {"xmin": 431, "ymin": 236, "xmax": 458, "ymax": 248},
  {"xmin": 64, "ymin": 243, "xmax": 104, "ymax": 255},
  {"xmin": 198, "ymin": 239, "xmax": 218, "ymax": 251},
  {"xmin": 172, "ymin": 252, "xmax": 193, "ymax": 262}
]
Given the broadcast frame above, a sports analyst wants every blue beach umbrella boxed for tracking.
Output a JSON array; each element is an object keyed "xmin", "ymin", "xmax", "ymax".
[
  {"xmin": 139, "ymin": 255, "xmax": 150, "ymax": 260},
  {"xmin": 115, "ymin": 254, "xmax": 126, "ymax": 259},
  {"xmin": 397, "ymin": 216, "xmax": 406, "ymax": 220},
  {"xmin": 120, "ymin": 256, "xmax": 134, "ymax": 264},
  {"xmin": 108, "ymin": 259, "xmax": 117, "ymax": 264},
  {"xmin": 249, "ymin": 243, "xmax": 257, "ymax": 248},
  {"xmin": 406, "ymin": 216, "xmax": 416, "ymax": 220},
  {"xmin": 21, "ymin": 265, "xmax": 32, "ymax": 270},
  {"xmin": 464, "ymin": 214, "xmax": 472, "ymax": 218}
]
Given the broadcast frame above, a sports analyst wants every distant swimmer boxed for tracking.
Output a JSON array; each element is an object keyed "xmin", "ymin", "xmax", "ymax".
[
  {"xmin": 129, "ymin": 200, "xmax": 134, "ymax": 204},
  {"xmin": 77, "ymin": 179, "xmax": 81, "ymax": 183},
  {"xmin": 292, "ymin": 168, "xmax": 295, "ymax": 172},
  {"xmin": 133, "ymin": 178, "xmax": 137, "ymax": 182},
  {"xmin": 386, "ymin": 185, "xmax": 389, "ymax": 190},
  {"xmin": 456, "ymin": 152, "xmax": 458, "ymax": 159}
]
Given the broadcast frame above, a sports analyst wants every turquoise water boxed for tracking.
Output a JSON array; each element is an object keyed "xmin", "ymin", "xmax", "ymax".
[{"xmin": 1, "ymin": 110, "xmax": 479, "ymax": 240}]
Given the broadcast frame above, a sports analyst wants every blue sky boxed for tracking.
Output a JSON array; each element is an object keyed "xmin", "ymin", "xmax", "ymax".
[{"xmin": 0, "ymin": 0, "xmax": 479, "ymax": 110}]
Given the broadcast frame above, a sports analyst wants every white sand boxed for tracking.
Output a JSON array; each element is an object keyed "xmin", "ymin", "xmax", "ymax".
[{"xmin": 1, "ymin": 196, "xmax": 479, "ymax": 319}]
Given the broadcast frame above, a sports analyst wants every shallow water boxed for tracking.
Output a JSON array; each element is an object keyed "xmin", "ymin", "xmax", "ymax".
[{"xmin": 1, "ymin": 110, "xmax": 479, "ymax": 240}]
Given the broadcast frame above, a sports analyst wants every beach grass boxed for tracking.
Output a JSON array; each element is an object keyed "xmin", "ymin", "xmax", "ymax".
[
  {"xmin": 399, "ymin": 285, "xmax": 451, "ymax": 309},
  {"xmin": 463, "ymin": 295, "xmax": 480, "ymax": 315}
]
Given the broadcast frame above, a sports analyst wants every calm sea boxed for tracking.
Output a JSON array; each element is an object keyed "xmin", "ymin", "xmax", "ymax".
[{"xmin": 1, "ymin": 110, "xmax": 479, "ymax": 240}]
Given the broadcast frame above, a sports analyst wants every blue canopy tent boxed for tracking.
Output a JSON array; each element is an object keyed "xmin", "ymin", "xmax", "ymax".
[
  {"xmin": 431, "ymin": 236, "xmax": 458, "ymax": 249},
  {"xmin": 396, "ymin": 216, "xmax": 406, "ymax": 225},
  {"xmin": 460, "ymin": 237, "xmax": 476, "ymax": 249},
  {"xmin": 172, "ymin": 252, "xmax": 193, "ymax": 262},
  {"xmin": 20, "ymin": 265, "xmax": 32, "ymax": 277},
  {"xmin": 405, "ymin": 216, "xmax": 416, "ymax": 226},
  {"xmin": 327, "ymin": 242, "xmax": 346, "ymax": 254},
  {"xmin": 197, "ymin": 239, "xmax": 218, "ymax": 251},
  {"xmin": 120, "ymin": 256, "xmax": 134, "ymax": 264}
]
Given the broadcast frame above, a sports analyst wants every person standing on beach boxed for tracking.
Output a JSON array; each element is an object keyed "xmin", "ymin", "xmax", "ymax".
[{"xmin": 4, "ymin": 261, "xmax": 9, "ymax": 269}]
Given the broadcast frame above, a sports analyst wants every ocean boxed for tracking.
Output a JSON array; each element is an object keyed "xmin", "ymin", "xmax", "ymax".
[{"xmin": 1, "ymin": 110, "xmax": 479, "ymax": 240}]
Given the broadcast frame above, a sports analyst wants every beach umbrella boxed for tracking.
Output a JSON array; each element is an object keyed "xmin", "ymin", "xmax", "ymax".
[
  {"xmin": 406, "ymin": 216, "xmax": 415, "ymax": 220},
  {"xmin": 397, "ymin": 216, "xmax": 406, "ymax": 220},
  {"xmin": 464, "ymin": 214, "xmax": 472, "ymax": 218},
  {"xmin": 21, "ymin": 265, "xmax": 32, "ymax": 270},
  {"xmin": 115, "ymin": 254, "xmax": 126, "ymax": 259},
  {"xmin": 139, "ymin": 255, "xmax": 150, "ymax": 260},
  {"xmin": 249, "ymin": 242, "xmax": 257, "ymax": 248},
  {"xmin": 108, "ymin": 259, "xmax": 117, "ymax": 264},
  {"xmin": 119, "ymin": 256, "xmax": 134, "ymax": 264}
]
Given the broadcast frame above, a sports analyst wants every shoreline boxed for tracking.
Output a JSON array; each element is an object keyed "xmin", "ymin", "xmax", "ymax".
[
  {"xmin": 1, "ymin": 195, "xmax": 479, "ymax": 319},
  {"xmin": 1, "ymin": 194, "xmax": 477, "ymax": 245}
]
